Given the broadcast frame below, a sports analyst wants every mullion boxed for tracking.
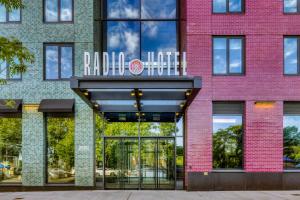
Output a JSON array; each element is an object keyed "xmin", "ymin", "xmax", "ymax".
[
  {"xmin": 227, "ymin": 38, "xmax": 230, "ymax": 74},
  {"xmin": 58, "ymin": 0, "xmax": 61, "ymax": 22},
  {"xmin": 298, "ymin": 38, "xmax": 300, "ymax": 74},
  {"xmin": 6, "ymin": 7, "xmax": 9, "ymax": 22},
  {"xmin": 226, "ymin": 0, "xmax": 230, "ymax": 13},
  {"xmin": 58, "ymin": 45, "xmax": 62, "ymax": 79}
]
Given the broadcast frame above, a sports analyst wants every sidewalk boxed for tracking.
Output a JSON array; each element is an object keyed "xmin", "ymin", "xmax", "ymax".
[{"xmin": 1, "ymin": 190, "xmax": 300, "ymax": 200}]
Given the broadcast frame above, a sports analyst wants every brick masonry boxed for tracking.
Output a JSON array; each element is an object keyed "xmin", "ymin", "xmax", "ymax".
[{"xmin": 185, "ymin": 0, "xmax": 300, "ymax": 178}]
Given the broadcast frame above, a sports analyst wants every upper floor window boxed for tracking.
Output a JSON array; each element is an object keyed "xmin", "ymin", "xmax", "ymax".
[
  {"xmin": 213, "ymin": 102, "xmax": 244, "ymax": 169},
  {"xmin": 44, "ymin": 44, "xmax": 74, "ymax": 80},
  {"xmin": 213, "ymin": 0, "xmax": 244, "ymax": 13},
  {"xmin": 0, "ymin": 60, "xmax": 22, "ymax": 80},
  {"xmin": 103, "ymin": 0, "xmax": 178, "ymax": 76},
  {"xmin": 283, "ymin": 102, "xmax": 300, "ymax": 169},
  {"xmin": 213, "ymin": 36, "xmax": 244, "ymax": 75},
  {"xmin": 0, "ymin": 4, "xmax": 21, "ymax": 23},
  {"xmin": 284, "ymin": 0, "xmax": 300, "ymax": 13},
  {"xmin": 44, "ymin": 0, "xmax": 73, "ymax": 22},
  {"xmin": 284, "ymin": 37, "xmax": 299, "ymax": 75}
]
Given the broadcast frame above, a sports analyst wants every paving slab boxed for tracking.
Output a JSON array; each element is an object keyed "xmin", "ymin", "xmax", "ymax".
[{"xmin": 0, "ymin": 190, "xmax": 300, "ymax": 200}]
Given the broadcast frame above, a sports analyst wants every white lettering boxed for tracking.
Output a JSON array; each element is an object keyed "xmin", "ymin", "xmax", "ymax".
[
  {"xmin": 147, "ymin": 52, "xmax": 155, "ymax": 76},
  {"xmin": 119, "ymin": 52, "xmax": 125, "ymax": 76},
  {"xmin": 166, "ymin": 52, "xmax": 172, "ymax": 76},
  {"xmin": 174, "ymin": 52, "xmax": 180, "ymax": 76},
  {"xmin": 83, "ymin": 52, "xmax": 187, "ymax": 76},
  {"xmin": 84, "ymin": 52, "xmax": 91, "ymax": 76},
  {"xmin": 182, "ymin": 52, "xmax": 187, "ymax": 76},
  {"xmin": 103, "ymin": 52, "xmax": 109, "ymax": 76},
  {"xmin": 93, "ymin": 52, "xmax": 100, "ymax": 76},
  {"xmin": 157, "ymin": 52, "xmax": 164, "ymax": 76}
]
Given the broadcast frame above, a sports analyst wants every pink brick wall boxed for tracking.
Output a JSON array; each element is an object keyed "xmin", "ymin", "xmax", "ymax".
[{"xmin": 185, "ymin": 0, "xmax": 300, "ymax": 175}]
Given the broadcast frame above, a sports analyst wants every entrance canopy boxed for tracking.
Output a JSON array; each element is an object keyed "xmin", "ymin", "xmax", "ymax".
[{"xmin": 70, "ymin": 76, "xmax": 201, "ymax": 122}]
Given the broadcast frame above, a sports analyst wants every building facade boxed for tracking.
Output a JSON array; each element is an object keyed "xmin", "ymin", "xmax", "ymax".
[{"xmin": 0, "ymin": 0, "xmax": 300, "ymax": 191}]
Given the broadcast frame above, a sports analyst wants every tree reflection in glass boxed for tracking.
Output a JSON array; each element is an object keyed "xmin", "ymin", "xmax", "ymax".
[
  {"xmin": 213, "ymin": 115, "xmax": 243, "ymax": 169},
  {"xmin": 0, "ymin": 118, "xmax": 22, "ymax": 183},
  {"xmin": 47, "ymin": 117, "xmax": 75, "ymax": 183},
  {"xmin": 284, "ymin": 116, "xmax": 300, "ymax": 169}
]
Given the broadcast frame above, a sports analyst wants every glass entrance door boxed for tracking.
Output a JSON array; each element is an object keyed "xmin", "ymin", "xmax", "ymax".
[
  {"xmin": 141, "ymin": 138, "xmax": 175, "ymax": 189},
  {"xmin": 104, "ymin": 138, "xmax": 139, "ymax": 189},
  {"xmin": 104, "ymin": 137, "xmax": 175, "ymax": 189}
]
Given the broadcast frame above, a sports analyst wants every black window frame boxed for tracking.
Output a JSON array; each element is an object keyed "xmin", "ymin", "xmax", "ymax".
[
  {"xmin": 283, "ymin": 0, "xmax": 300, "ymax": 14},
  {"xmin": 43, "ymin": 0, "xmax": 74, "ymax": 23},
  {"xmin": 212, "ymin": 101, "xmax": 245, "ymax": 170},
  {"xmin": 212, "ymin": 0, "xmax": 245, "ymax": 14},
  {"xmin": 43, "ymin": 43, "xmax": 74, "ymax": 81},
  {"xmin": 0, "ymin": 3, "xmax": 21, "ymax": 23},
  {"xmin": 0, "ymin": 60, "xmax": 22, "ymax": 81},
  {"xmin": 212, "ymin": 36, "xmax": 245, "ymax": 76},
  {"xmin": 284, "ymin": 36, "xmax": 300, "ymax": 75},
  {"xmin": 101, "ymin": 0, "xmax": 180, "ymax": 63}
]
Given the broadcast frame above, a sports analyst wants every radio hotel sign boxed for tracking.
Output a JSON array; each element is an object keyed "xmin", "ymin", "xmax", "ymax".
[{"xmin": 83, "ymin": 52, "xmax": 187, "ymax": 76}]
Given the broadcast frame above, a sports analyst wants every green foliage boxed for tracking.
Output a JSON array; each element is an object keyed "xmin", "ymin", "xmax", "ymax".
[
  {"xmin": 0, "ymin": 118, "xmax": 22, "ymax": 156},
  {"xmin": 213, "ymin": 125, "xmax": 243, "ymax": 169},
  {"xmin": 47, "ymin": 118, "xmax": 74, "ymax": 170},
  {"xmin": 0, "ymin": 0, "xmax": 23, "ymax": 11},
  {"xmin": 284, "ymin": 126, "xmax": 300, "ymax": 167},
  {"xmin": 0, "ymin": 1, "xmax": 34, "ymax": 85},
  {"xmin": 0, "ymin": 37, "xmax": 34, "ymax": 84}
]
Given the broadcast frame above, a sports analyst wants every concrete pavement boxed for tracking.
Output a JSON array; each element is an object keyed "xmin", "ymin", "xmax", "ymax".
[{"xmin": 1, "ymin": 190, "xmax": 300, "ymax": 200}]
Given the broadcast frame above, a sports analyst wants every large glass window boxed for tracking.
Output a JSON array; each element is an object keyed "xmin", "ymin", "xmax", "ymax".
[
  {"xmin": 284, "ymin": 37, "xmax": 299, "ymax": 75},
  {"xmin": 283, "ymin": 103, "xmax": 300, "ymax": 169},
  {"xmin": 284, "ymin": 0, "xmax": 300, "ymax": 13},
  {"xmin": 0, "ymin": 60, "xmax": 22, "ymax": 80},
  {"xmin": 284, "ymin": 115, "xmax": 300, "ymax": 169},
  {"xmin": 104, "ymin": 0, "xmax": 178, "ymax": 76},
  {"xmin": 213, "ymin": 102, "xmax": 244, "ymax": 169},
  {"xmin": 44, "ymin": 44, "xmax": 74, "ymax": 80},
  {"xmin": 0, "ymin": 117, "xmax": 22, "ymax": 183},
  {"xmin": 213, "ymin": 0, "xmax": 244, "ymax": 13},
  {"xmin": 46, "ymin": 116, "xmax": 75, "ymax": 183},
  {"xmin": 44, "ymin": 0, "xmax": 73, "ymax": 22},
  {"xmin": 0, "ymin": 4, "xmax": 21, "ymax": 23},
  {"xmin": 213, "ymin": 37, "xmax": 244, "ymax": 75}
]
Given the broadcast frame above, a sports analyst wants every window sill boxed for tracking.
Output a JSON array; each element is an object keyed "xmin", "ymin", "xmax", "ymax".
[
  {"xmin": 212, "ymin": 169, "xmax": 245, "ymax": 173},
  {"xmin": 284, "ymin": 170, "xmax": 300, "ymax": 173},
  {"xmin": 45, "ymin": 183, "xmax": 75, "ymax": 186},
  {"xmin": 212, "ymin": 12, "xmax": 245, "ymax": 15}
]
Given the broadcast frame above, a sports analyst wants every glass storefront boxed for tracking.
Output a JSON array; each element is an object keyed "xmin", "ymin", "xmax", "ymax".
[
  {"xmin": 46, "ymin": 116, "xmax": 75, "ymax": 184},
  {"xmin": 0, "ymin": 117, "xmax": 22, "ymax": 183},
  {"xmin": 95, "ymin": 114, "xmax": 183, "ymax": 189}
]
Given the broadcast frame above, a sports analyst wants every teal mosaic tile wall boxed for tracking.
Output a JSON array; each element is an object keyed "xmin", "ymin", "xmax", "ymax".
[{"xmin": 0, "ymin": 0, "xmax": 95, "ymax": 186}]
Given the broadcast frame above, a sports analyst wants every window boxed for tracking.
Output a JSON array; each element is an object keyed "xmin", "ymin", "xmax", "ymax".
[
  {"xmin": 0, "ymin": 4, "xmax": 21, "ymax": 23},
  {"xmin": 104, "ymin": 0, "xmax": 178, "ymax": 76},
  {"xmin": 213, "ymin": 0, "xmax": 244, "ymax": 13},
  {"xmin": 284, "ymin": 37, "xmax": 299, "ymax": 75},
  {"xmin": 213, "ymin": 37, "xmax": 244, "ymax": 75},
  {"xmin": 284, "ymin": 0, "xmax": 300, "ymax": 13},
  {"xmin": 44, "ymin": 0, "xmax": 73, "ymax": 22},
  {"xmin": 283, "ymin": 103, "xmax": 300, "ymax": 169},
  {"xmin": 0, "ymin": 117, "xmax": 22, "ymax": 183},
  {"xmin": 213, "ymin": 102, "xmax": 244, "ymax": 169},
  {"xmin": 44, "ymin": 44, "xmax": 74, "ymax": 80},
  {"xmin": 0, "ymin": 60, "xmax": 22, "ymax": 80},
  {"xmin": 46, "ymin": 116, "xmax": 75, "ymax": 183}
]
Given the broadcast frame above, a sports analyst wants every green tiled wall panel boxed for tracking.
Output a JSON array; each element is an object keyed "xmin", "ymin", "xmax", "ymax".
[{"xmin": 0, "ymin": 0, "xmax": 95, "ymax": 186}]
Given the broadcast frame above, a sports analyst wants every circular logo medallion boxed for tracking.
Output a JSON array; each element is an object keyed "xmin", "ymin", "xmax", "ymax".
[{"xmin": 129, "ymin": 59, "xmax": 144, "ymax": 75}]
